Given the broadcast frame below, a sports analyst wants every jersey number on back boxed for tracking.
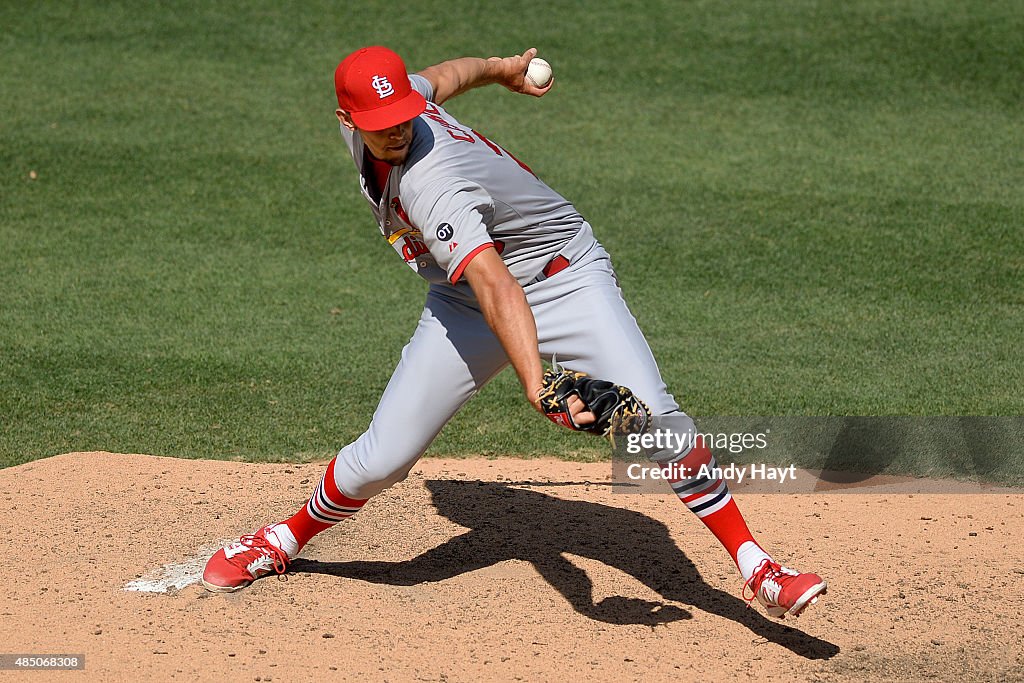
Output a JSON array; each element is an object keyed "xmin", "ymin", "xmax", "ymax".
[{"xmin": 422, "ymin": 104, "xmax": 534, "ymax": 176}]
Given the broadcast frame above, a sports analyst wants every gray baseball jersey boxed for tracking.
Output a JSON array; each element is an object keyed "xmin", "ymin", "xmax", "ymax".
[
  {"xmin": 332, "ymin": 73, "xmax": 688, "ymax": 500},
  {"xmin": 340, "ymin": 74, "xmax": 600, "ymax": 296}
]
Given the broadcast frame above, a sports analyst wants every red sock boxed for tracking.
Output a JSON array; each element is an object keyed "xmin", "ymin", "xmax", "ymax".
[
  {"xmin": 662, "ymin": 438, "xmax": 758, "ymax": 563},
  {"xmin": 283, "ymin": 456, "xmax": 367, "ymax": 551}
]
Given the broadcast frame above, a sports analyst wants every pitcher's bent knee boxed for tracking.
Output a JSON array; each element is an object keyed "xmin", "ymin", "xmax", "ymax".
[
  {"xmin": 646, "ymin": 413, "xmax": 698, "ymax": 465},
  {"xmin": 330, "ymin": 443, "xmax": 421, "ymax": 500}
]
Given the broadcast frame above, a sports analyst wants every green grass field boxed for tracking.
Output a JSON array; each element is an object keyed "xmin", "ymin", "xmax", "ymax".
[{"xmin": 2, "ymin": 1, "xmax": 1022, "ymax": 473}]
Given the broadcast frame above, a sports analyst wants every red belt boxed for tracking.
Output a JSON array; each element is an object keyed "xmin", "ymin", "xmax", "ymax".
[{"xmin": 542, "ymin": 255, "xmax": 570, "ymax": 278}]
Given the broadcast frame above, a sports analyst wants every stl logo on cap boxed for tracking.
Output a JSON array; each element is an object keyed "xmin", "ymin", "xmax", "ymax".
[{"xmin": 371, "ymin": 75, "xmax": 395, "ymax": 99}]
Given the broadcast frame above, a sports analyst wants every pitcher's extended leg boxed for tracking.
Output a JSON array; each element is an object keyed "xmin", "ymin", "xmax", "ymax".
[{"xmin": 202, "ymin": 292, "xmax": 507, "ymax": 592}]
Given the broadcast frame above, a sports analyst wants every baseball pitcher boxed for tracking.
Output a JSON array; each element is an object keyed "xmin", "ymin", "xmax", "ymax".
[{"xmin": 202, "ymin": 46, "xmax": 827, "ymax": 619}]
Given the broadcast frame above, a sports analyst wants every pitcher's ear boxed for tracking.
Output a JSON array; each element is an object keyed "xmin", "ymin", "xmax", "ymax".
[{"xmin": 337, "ymin": 109, "xmax": 356, "ymax": 131}]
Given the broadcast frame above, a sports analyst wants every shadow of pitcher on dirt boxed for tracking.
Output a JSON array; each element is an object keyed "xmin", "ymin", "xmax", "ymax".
[{"xmin": 292, "ymin": 479, "xmax": 838, "ymax": 660}]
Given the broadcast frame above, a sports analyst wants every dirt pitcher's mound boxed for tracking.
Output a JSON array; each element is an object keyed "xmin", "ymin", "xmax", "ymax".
[{"xmin": 1, "ymin": 452, "xmax": 1022, "ymax": 681}]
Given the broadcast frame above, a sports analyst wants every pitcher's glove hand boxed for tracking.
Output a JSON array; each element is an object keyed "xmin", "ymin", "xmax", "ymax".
[{"xmin": 538, "ymin": 366, "xmax": 652, "ymax": 438}]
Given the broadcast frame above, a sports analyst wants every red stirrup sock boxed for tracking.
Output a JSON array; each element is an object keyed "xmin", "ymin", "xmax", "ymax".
[
  {"xmin": 279, "ymin": 456, "xmax": 367, "ymax": 554},
  {"xmin": 663, "ymin": 438, "xmax": 772, "ymax": 579}
]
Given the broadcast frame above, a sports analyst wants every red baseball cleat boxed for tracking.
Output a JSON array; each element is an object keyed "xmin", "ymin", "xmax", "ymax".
[
  {"xmin": 202, "ymin": 526, "xmax": 291, "ymax": 593},
  {"xmin": 743, "ymin": 559, "xmax": 827, "ymax": 618}
]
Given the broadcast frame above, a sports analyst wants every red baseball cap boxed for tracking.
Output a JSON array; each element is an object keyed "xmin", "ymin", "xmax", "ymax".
[{"xmin": 335, "ymin": 46, "xmax": 427, "ymax": 131}]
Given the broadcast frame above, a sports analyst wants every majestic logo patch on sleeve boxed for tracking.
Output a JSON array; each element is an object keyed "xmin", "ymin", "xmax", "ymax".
[{"xmin": 436, "ymin": 223, "xmax": 454, "ymax": 241}]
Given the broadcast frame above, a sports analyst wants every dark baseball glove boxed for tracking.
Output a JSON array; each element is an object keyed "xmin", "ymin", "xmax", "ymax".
[{"xmin": 538, "ymin": 365, "xmax": 652, "ymax": 439}]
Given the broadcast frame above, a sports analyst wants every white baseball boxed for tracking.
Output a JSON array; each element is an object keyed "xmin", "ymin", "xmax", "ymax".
[{"xmin": 526, "ymin": 57, "xmax": 552, "ymax": 88}]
